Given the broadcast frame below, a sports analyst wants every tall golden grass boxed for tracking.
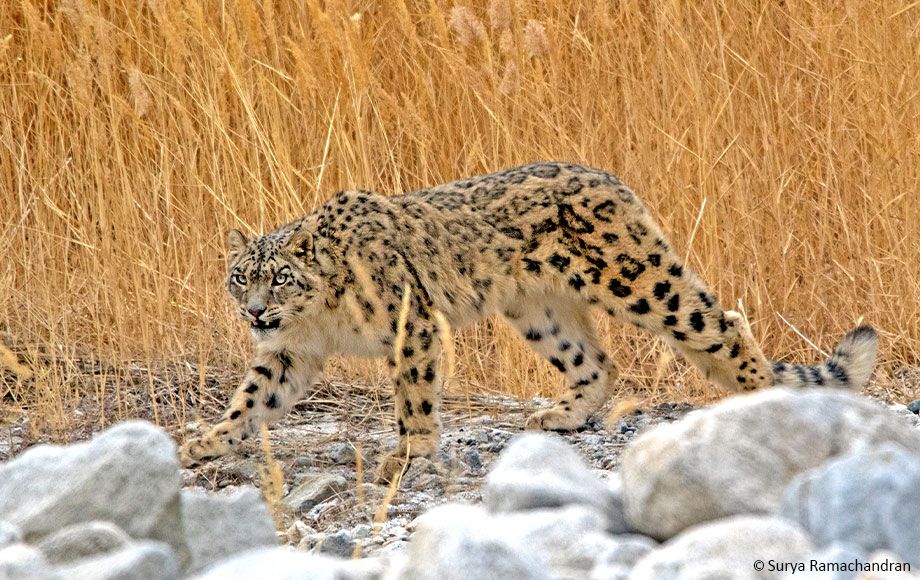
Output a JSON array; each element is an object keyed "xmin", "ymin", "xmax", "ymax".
[{"xmin": 2, "ymin": 0, "xmax": 919, "ymax": 436}]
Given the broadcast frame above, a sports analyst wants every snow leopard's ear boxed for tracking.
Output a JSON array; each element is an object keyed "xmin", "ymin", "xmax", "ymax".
[
  {"xmin": 226, "ymin": 229, "xmax": 248, "ymax": 266},
  {"xmin": 288, "ymin": 227, "xmax": 315, "ymax": 265}
]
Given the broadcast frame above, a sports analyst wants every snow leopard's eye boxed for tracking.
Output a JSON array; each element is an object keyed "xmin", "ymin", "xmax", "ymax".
[
  {"xmin": 273, "ymin": 272, "xmax": 289, "ymax": 286},
  {"xmin": 231, "ymin": 272, "xmax": 247, "ymax": 286}
]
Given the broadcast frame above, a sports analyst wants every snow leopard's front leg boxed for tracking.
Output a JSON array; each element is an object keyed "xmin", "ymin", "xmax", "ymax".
[
  {"xmin": 180, "ymin": 347, "xmax": 325, "ymax": 468},
  {"xmin": 375, "ymin": 314, "xmax": 442, "ymax": 483}
]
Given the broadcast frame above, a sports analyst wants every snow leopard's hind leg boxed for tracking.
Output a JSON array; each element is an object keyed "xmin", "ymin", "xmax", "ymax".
[{"xmin": 504, "ymin": 293, "xmax": 619, "ymax": 431}]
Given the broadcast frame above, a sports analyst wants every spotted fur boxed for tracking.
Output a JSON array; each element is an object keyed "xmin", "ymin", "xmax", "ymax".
[{"xmin": 179, "ymin": 162, "xmax": 878, "ymax": 481}]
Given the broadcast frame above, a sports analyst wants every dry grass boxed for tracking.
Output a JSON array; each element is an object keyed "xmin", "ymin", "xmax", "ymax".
[
  {"xmin": 257, "ymin": 422, "xmax": 286, "ymax": 528},
  {"xmin": 2, "ymin": 0, "xmax": 920, "ymax": 438}
]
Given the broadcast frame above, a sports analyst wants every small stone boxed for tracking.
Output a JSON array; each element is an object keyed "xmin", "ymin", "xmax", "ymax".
[
  {"xmin": 36, "ymin": 521, "xmax": 131, "ymax": 564},
  {"xmin": 179, "ymin": 469, "xmax": 198, "ymax": 487},
  {"xmin": 295, "ymin": 457, "xmax": 314, "ymax": 468},
  {"xmin": 579, "ymin": 435, "xmax": 602, "ymax": 446},
  {"xmin": 482, "ymin": 441, "xmax": 507, "ymax": 453},
  {"xmin": 437, "ymin": 451, "xmax": 459, "ymax": 469},
  {"xmin": 401, "ymin": 457, "xmax": 444, "ymax": 489},
  {"xmin": 318, "ymin": 530, "xmax": 356, "ymax": 559},
  {"xmin": 380, "ymin": 541, "xmax": 409, "ymax": 555},
  {"xmin": 284, "ymin": 521, "xmax": 317, "ymax": 545},
  {"xmin": 228, "ymin": 460, "xmax": 261, "ymax": 481},
  {"xmin": 283, "ymin": 474, "xmax": 347, "ymax": 516},
  {"xmin": 907, "ymin": 400, "xmax": 920, "ymax": 414},
  {"xmin": 351, "ymin": 524, "xmax": 373, "ymax": 539},
  {"xmin": 182, "ymin": 422, "xmax": 203, "ymax": 434},
  {"xmin": 389, "ymin": 526, "xmax": 408, "ymax": 539},
  {"xmin": 327, "ymin": 443, "xmax": 357, "ymax": 465},
  {"xmin": 296, "ymin": 534, "xmax": 322, "ymax": 552},
  {"xmin": 465, "ymin": 448, "xmax": 483, "ymax": 472}
]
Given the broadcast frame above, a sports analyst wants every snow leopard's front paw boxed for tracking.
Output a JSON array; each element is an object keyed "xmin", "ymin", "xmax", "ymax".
[
  {"xmin": 525, "ymin": 407, "xmax": 587, "ymax": 431},
  {"xmin": 179, "ymin": 431, "xmax": 232, "ymax": 468}
]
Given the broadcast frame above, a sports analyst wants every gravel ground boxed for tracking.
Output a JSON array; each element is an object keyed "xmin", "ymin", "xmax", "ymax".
[
  {"xmin": 175, "ymin": 388, "xmax": 699, "ymax": 558},
  {"xmin": 3, "ymin": 361, "xmax": 919, "ymax": 560}
]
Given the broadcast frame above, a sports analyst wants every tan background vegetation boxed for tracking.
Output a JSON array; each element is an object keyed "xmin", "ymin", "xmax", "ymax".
[{"xmin": 2, "ymin": 0, "xmax": 919, "ymax": 438}]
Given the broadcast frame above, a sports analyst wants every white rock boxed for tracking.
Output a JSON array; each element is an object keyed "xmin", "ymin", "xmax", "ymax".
[
  {"xmin": 483, "ymin": 433, "xmax": 628, "ymax": 532},
  {"xmin": 622, "ymin": 389, "xmax": 920, "ymax": 539},
  {"xmin": 284, "ymin": 521, "xmax": 316, "ymax": 545},
  {"xmin": 492, "ymin": 505, "xmax": 622, "ymax": 575},
  {"xmin": 352, "ymin": 524, "xmax": 374, "ymax": 539},
  {"xmin": 631, "ymin": 516, "xmax": 814, "ymax": 580},
  {"xmin": 783, "ymin": 444, "xmax": 920, "ymax": 567},
  {"xmin": 0, "ymin": 544, "xmax": 61, "ymax": 580},
  {"xmin": 385, "ymin": 504, "xmax": 551, "ymax": 580},
  {"xmin": 590, "ymin": 563, "xmax": 631, "ymax": 580},
  {"xmin": 315, "ymin": 530, "xmax": 356, "ymax": 559},
  {"xmin": 0, "ymin": 522, "xmax": 22, "ymax": 549},
  {"xmin": 0, "ymin": 421, "xmax": 187, "ymax": 564},
  {"xmin": 36, "ymin": 521, "xmax": 131, "ymax": 564},
  {"xmin": 181, "ymin": 487, "xmax": 278, "ymax": 574},
  {"xmin": 55, "ymin": 541, "xmax": 181, "ymax": 580},
  {"xmin": 284, "ymin": 474, "xmax": 347, "ymax": 516},
  {"xmin": 590, "ymin": 533, "xmax": 657, "ymax": 579},
  {"xmin": 190, "ymin": 547, "xmax": 385, "ymax": 580}
]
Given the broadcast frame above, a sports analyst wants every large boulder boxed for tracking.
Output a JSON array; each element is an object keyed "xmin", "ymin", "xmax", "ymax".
[
  {"xmin": 483, "ymin": 433, "xmax": 628, "ymax": 533},
  {"xmin": 54, "ymin": 541, "xmax": 182, "ymax": 580},
  {"xmin": 36, "ymin": 521, "xmax": 131, "ymax": 564},
  {"xmin": 385, "ymin": 504, "xmax": 552, "ymax": 580},
  {"xmin": 0, "ymin": 421, "xmax": 187, "ymax": 564},
  {"xmin": 589, "ymin": 535, "xmax": 657, "ymax": 580},
  {"xmin": 631, "ymin": 516, "xmax": 814, "ymax": 580},
  {"xmin": 181, "ymin": 488, "xmax": 278, "ymax": 574},
  {"xmin": 492, "ymin": 505, "xmax": 631, "ymax": 576},
  {"xmin": 783, "ymin": 444, "xmax": 920, "ymax": 567},
  {"xmin": 622, "ymin": 389, "xmax": 920, "ymax": 539},
  {"xmin": 0, "ymin": 544, "xmax": 61, "ymax": 580}
]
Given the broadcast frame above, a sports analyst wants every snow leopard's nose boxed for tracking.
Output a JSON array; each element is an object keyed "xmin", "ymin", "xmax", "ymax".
[{"xmin": 247, "ymin": 307, "xmax": 265, "ymax": 320}]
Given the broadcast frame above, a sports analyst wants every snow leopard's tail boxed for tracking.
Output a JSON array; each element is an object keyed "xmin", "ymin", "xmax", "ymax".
[{"xmin": 769, "ymin": 325, "xmax": 878, "ymax": 390}]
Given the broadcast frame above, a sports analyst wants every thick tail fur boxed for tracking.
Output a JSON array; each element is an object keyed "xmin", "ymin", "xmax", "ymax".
[{"xmin": 770, "ymin": 326, "xmax": 878, "ymax": 390}]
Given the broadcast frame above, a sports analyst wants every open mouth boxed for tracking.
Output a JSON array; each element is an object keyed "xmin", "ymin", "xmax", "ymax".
[{"xmin": 250, "ymin": 319, "xmax": 281, "ymax": 331}]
